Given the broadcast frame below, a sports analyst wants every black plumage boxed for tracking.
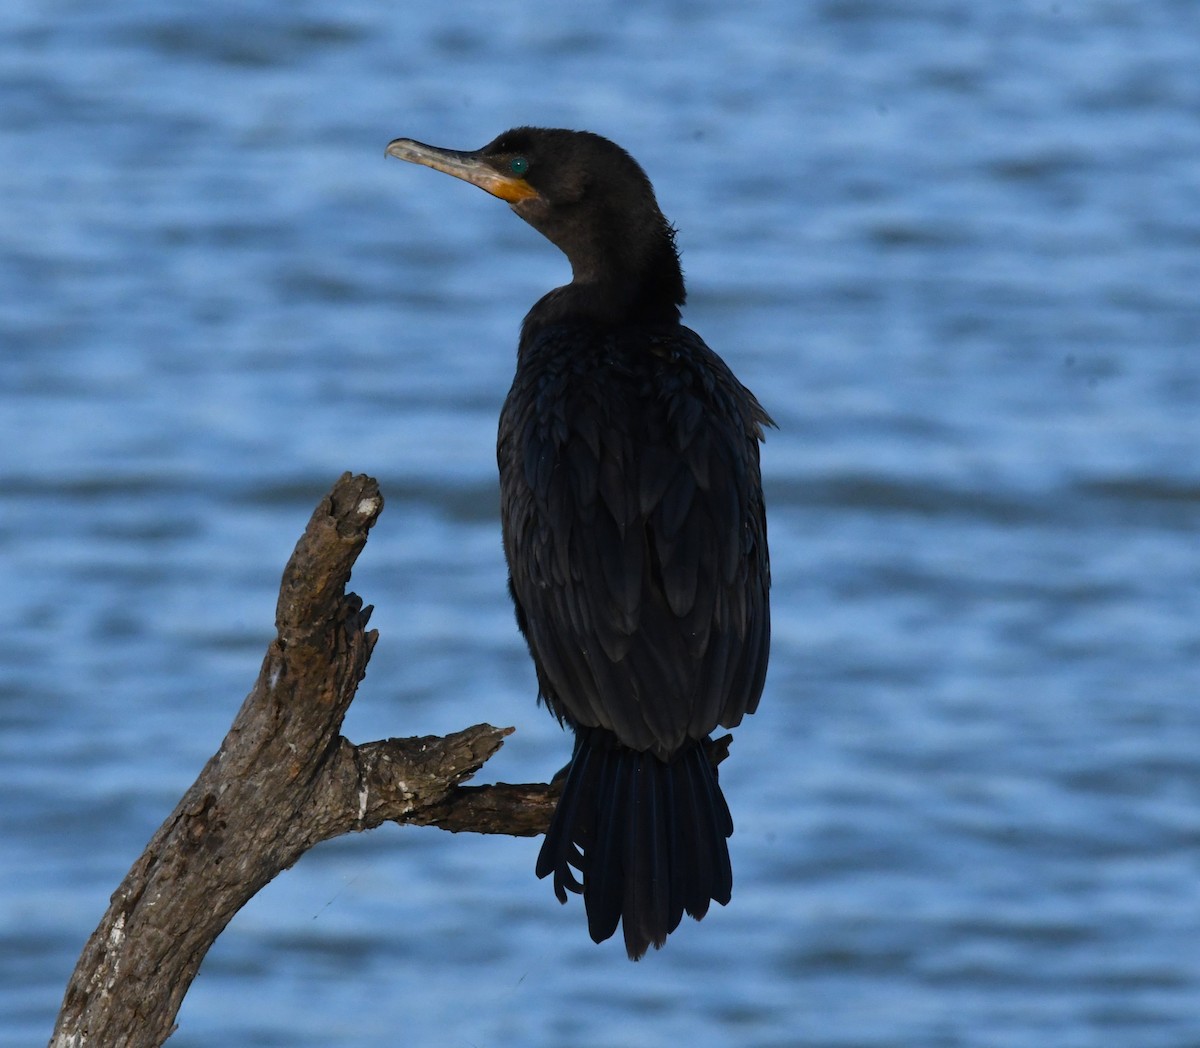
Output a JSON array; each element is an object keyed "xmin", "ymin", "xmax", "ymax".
[{"xmin": 386, "ymin": 127, "xmax": 772, "ymax": 959}]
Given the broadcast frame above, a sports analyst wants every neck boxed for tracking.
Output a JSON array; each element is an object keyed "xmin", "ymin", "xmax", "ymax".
[
  {"xmin": 524, "ymin": 230, "xmax": 687, "ymax": 332},
  {"xmin": 524, "ymin": 278, "xmax": 682, "ymax": 332}
]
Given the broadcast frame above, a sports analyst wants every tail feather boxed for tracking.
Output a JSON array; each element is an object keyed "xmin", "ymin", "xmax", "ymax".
[
  {"xmin": 536, "ymin": 727, "xmax": 734, "ymax": 960},
  {"xmin": 677, "ymin": 747, "xmax": 715, "ymax": 920},
  {"xmin": 698, "ymin": 745, "xmax": 734, "ymax": 907},
  {"xmin": 585, "ymin": 746, "xmax": 625, "ymax": 945},
  {"xmin": 663, "ymin": 763, "xmax": 689, "ymax": 933}
]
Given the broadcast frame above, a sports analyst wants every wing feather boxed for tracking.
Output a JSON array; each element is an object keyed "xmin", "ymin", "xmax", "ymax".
[{"xmin": 500, "ymin": 324, "xmax": 771, "ymax": 757}]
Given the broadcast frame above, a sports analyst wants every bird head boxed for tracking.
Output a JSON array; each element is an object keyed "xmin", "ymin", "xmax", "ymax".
[{"xmin": 387, "ymin": 126, "xmax": 685, "ymax": 320}]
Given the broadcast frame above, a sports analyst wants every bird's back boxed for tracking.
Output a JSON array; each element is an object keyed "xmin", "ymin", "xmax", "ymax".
[{"xmin": 498, "ymin": 319, "xmax": 772, "ymax": 759}]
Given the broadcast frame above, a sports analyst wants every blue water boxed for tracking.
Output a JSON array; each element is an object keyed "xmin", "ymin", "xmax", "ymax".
[{"xmin": 3, "ymin": 1, "xmax": 1199, "ymax": 1045}]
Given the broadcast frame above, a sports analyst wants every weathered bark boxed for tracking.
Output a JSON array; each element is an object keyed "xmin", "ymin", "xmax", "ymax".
[{"xmin": 49, "ymin": 473, "xmax": 559, "ymax": 1048}]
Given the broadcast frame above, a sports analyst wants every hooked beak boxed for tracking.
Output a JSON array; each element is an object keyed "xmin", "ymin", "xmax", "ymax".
[{"xmin": 385, "ymin": 138, "xmax": 538, "ymax": 203}]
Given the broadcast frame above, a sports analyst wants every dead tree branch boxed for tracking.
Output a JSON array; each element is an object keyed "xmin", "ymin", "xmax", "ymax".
[{"xmin": 49, "ymin": 472, "xmax": 558, "ymax": 1048}]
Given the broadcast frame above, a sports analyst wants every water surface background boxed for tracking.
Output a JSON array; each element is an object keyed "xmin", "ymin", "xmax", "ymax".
[{"xmin": 2, "ymin": 1, "xmax": 1199, "ymax": 1046}]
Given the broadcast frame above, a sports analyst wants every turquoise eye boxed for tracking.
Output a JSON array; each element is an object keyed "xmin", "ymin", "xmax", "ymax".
[{"xmin": 509, "ymin": 156, "xmax": 529, "ymax": 176}]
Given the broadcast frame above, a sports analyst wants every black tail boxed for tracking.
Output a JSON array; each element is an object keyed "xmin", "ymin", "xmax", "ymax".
[{"xmin": 535, "ymin": 727, "xmax": 733, "ymax": 960}]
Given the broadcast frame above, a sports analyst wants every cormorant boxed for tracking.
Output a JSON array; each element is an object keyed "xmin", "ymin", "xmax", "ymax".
[{"xmin": 386, "ymin": 127, "xmax": 772, "ymax": 959}]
